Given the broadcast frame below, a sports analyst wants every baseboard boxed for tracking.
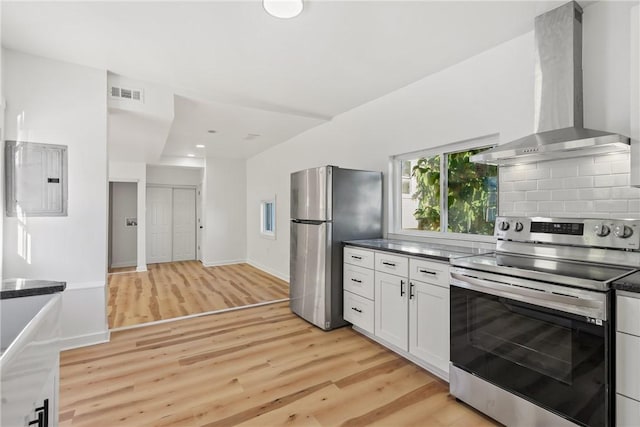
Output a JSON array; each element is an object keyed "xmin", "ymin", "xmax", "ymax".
[
  {"xmin": 60, "ymin": 330, "xmax": 110, "ymax": 352},
  {"xmin": 64, "ymin": 281, "xmax": 105, "ymax": 290},
  {"xmin": 201, "ymin": 258, "xmax": 246, "ymax": 267},
  {"xmin": 246, "ymin": 259, "xmax": 289, "ymax": 282},
  {"xmin": 136, "ymin": 265, "xmax": 147, "ymax": 272},
  {"xmin": 110, "ymin": 261, "xmax": 137, "ymax": 269}
]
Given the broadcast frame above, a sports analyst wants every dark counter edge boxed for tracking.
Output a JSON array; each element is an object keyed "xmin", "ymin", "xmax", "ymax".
[
  {"xmin": 1, "ymin": 282, "xmax": 67, "ymax": 299},
  {"xmin": 612, "ymin": 282, "xmax": 640, "ymax": 293},
  {"xmin": 343, "ymin": 240, "xmax": 454, "ymax": 262}
]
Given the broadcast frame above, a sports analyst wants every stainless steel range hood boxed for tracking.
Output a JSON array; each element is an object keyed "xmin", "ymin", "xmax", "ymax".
[{"xmin": 471, "ymin": 1, "xmax": 630, "ymax": 166}]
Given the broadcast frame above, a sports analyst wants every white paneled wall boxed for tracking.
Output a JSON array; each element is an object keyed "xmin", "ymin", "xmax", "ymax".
[{"xmin": 500, "ymin": 153, "xmax": 640, "ymax": 218}]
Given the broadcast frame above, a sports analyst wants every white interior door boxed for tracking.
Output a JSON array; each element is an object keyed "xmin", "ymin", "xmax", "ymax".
[
  {"xmin": 172, "ymin": 188, "xmax": 196, "ymax": 261},
  {"xmin": 146, "ymin": 187, "xmax": 173, "ymax": 264}
]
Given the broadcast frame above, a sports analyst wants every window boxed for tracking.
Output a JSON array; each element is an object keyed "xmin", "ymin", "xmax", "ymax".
[
  {"xmin": 260, "ymin": 198, "xmax": 276, "ymax": 239},
  {"xmin": 393, "ymin": 136, "xmax": 498, "ymax": 237}
]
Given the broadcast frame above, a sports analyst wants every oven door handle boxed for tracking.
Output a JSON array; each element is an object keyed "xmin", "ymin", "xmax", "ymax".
[{"xmin": 450, "ymin": 272, "xmax": 606, "ymax": 321}]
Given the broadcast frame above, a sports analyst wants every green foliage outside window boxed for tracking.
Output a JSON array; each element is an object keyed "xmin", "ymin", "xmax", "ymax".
[{"xmin": 410, "ymin": 148, "xmax": 498, "ymax": 235}]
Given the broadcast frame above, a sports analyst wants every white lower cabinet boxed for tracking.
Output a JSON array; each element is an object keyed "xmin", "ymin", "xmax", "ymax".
[
  {"xmin": 374, "ymin": 271, "xmax": 409, "ymax": 350},
  {"xmin": 409, "ymin": 280, "xmax": 450, "ymax": 374},
  {"xmin": 343, "ymin": 291, "xmax": 374, "ymax": 334},
  {"xmin": 617, "ymin": 291, "xmax": 640, "ymax": 426}
]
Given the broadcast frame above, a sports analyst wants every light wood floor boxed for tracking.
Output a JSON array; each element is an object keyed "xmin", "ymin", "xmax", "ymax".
[
  {"xmin": 108, "ymin": 261, "xmax": 289, "ymax": 329},
  {"xmin": 60, "ymin": 302, "xmax": 499, "ymax": 427}
]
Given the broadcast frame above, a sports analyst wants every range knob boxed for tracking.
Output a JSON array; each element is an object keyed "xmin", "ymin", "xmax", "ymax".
[
  {"xmin": 498, "ymin": 221, "xmax": 510, "ymax": 231},
  {"xmin": 614, "ymin": 225, "xmax": 634, "ymax": 239},
  {"xmin": 594, "ymin": 224, "xmax": 611, "ymax": 237},
  {"xmin": 514, "ymin": 222, "xmax": 524, "ymax": 232}
]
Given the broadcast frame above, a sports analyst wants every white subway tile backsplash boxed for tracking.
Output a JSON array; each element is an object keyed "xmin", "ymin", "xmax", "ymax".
[
  {"xmin": 513, "ymin": 181, "xmax": 537, "ymax": 191},
  {"xmin": 595, "ymin": 200, "xmax": 628, "ymax": 212},
  {"xmin": 579, "ymin": 188, "xmax": 612, "ymax": 200},
  {"xmin": 526, "ymin": 190, "xmax": 551, "ymax": 201},
  {"xmin": 552, "ymin": 189, "xmax": 580, "ymax": 201},
  {"xmin": 563, "ymin": 176, "xmax": 594, "ymax": 189},
  {"xmin": 594, "ymin": 174, "xmax": 629, "ymax": 187},
  {"xmin": 537, "ymin": 179, "xmax": 564, "ymax": 190},
  {"xmin": 498, "ymin": 154, "xmax": 636, "ymax": 217}
]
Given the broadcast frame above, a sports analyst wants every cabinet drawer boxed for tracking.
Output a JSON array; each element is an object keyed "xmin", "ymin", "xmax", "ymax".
[
  {"xmin": 343, "ymin": 264, "xmax": 374, "ymax": 299},
  {"xmin": 374, "ymin": 252, "xmax": 408, "ymax": 277},
  {"xmin": 617, "ymin": 295, "xmax": 640, "ymax": 337},
  {"xmin": 344, "ymin": 291, "xmax": 374, "ymax": 334},
  {"xmin": 617, "ymin": 332, "xmax": 640, "ymax": 401},
  {"xmin": 344, "ymin": 247, "xmax": 374, "ymax": 269},
  {"xmin": 409, "ymin": 258, "xmax": 449, "ymax": 288},
  {"xmin": 617, "ymin": 394, "xmax": 640, "ymax": 427}
]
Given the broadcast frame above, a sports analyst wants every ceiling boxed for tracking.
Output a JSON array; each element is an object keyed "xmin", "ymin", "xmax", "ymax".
[{"xmin": 2, "ymin": 0, "xmax": 585, "ymax": 162}]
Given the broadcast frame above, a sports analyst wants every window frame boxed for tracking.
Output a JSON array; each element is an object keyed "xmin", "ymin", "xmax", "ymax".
[
  {"xmin": 389, "ymin": 134, "xmax": 499, "ymax": 243},
  {"xmin": 260, "ymin": 197, "xmax": 276, "ymax": 240}
]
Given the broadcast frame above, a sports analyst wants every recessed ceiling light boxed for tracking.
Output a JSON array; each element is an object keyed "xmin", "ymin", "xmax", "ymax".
[
  {"xmin": 196, "ymin": 144, "xmax": 205, "ymax": 148},
  {"xmin": 187, "ymin": 154, "xmax": 195, "ymax": 157},
  {"xmin": 207, "ymin": 130, "xmax": 217, "ymax": 134},
  {"xmin": 263, "ymin": 0, "xmax": 303, "ymax": 19}
]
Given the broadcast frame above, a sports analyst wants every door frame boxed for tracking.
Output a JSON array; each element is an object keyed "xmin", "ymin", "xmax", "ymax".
[{"xmin": 109, "ymin": 178, "xmax": 143, "ymax": 272}]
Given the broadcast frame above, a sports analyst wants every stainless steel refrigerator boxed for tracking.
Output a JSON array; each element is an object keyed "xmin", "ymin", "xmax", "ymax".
[{"xmin": 290, "ymin": 166, "xmax": 382, "ymax": 330}]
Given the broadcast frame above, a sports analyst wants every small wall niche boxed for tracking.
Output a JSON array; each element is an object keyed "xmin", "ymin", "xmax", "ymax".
[{"xmin": 5, "ymin": 140, "xmax": 68, "ymax": 216}]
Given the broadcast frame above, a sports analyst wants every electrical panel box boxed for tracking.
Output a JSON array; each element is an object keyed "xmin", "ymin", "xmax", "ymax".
[{"xmin": 5, "ymin": 141, "xmax": 68, "ymax": 216}]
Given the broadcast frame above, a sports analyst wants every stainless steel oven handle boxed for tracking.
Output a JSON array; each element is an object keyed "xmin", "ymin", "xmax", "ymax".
[{"xmin": 450, "ymin": 272, "xmax": 607, "ymax": 321}]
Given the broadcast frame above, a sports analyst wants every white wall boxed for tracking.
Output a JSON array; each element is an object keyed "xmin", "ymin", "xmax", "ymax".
[
  {"xmin": 202, "ymin": 157, "xmax": 246, "ymax": 266},
  {"xmin": 246, "ymin": 2, "xmax": 636, "ymax": 281},
  {"xmin": 631, "ymin": 5, "xmax": 640, "ymax": 187},
  {"xmin": 109, "ymin": 161, "xmax": 147, "ymax": 272},
  {"xmin": 2, "ymin": 49, "xmax": 109, "ymax": 348},
  {"xmin": 147, "ymin": 165, "xmax": 202, "ymax": 186},
  {"xmin": 110, "ymin": 182, "xmax": 137, "ymax": 268}
]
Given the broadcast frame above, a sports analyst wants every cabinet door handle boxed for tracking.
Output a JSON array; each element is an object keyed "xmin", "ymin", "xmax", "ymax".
[
  {"xmin": 409, "ymin": 282, "xmax": 415, "ymax": 299},
  {"xmin": 382, "ymin": 261, "xmax": 396, "ymax": 267},
  {"xmin": 400, "ymin": 280, "xmax": 405, "ymax": 297},
  {"xmin": 418, "ymin": 268, "xmax": 437, "ymax": 275},
  {"xmin": 351, "ymin": 278, "xmax": 362, "ymax": 283},
  {"xmin": 351, "ymin": 307, "xmax": 363, "ymax": 313},
  {"xmin": 351, "ymin": 255, "xmax": 362, "ymax": 260},
  {"xmin": 29, "ymin": 399, "xmax": 48, "ymax": 427}
]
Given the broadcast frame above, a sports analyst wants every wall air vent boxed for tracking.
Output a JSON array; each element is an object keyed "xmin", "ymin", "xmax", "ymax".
[{"xmin": 109, "ymin": 86, "xmax": 144, "ymax": 103}]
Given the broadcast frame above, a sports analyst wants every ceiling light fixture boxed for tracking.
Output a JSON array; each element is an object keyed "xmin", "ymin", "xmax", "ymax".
[
  {"xmin": 196, "ymin": 144, "xmax": 205, "ymax": 148},
  {"xmin": 263, "ymin": 0, "xmax": 303, "ymax": 19},
  {"xmin": 187, "ymin": 154, "xmax": 195, "ymax": 157}
]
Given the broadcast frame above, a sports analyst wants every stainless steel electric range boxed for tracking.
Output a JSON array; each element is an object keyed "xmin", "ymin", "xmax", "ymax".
[{"xmin": 450, "ymin": 216, "xmax": 640, "ymax": 427}]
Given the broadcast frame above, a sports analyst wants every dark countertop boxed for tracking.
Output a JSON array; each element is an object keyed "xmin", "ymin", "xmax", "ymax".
[
  {"xmin": 343, "ymin": 238, "xmax": 493, "ymax": 262},
  {"xmin": 612, "ymin": 271, "xmax": 640, "ymax": 293},
  {"xmin": 1, "ymin": 278, "xmax": 66, "ymax": 299}
]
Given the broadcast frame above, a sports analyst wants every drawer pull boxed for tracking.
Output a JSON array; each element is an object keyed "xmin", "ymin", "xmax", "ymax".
[
  {"xmin": 351, "ymin": 307, "xmax": 363, "ymax": 313},
  {"xmin": 382, "ymin": 261, "xmax": 397, "ymax": 267},
  {"xmin": 418, "ymin": 268, "xmax": 437, "ymax": 275},
  {"xmin": 351, "ymin": 255, "xmax": 363, "ymax": 260},
  {"xmin": 351, "ymin": 278, "xmax": 362, "ymax": 283},
  {"xmin": 400, "ymin": 280, "xmax": 406, "ymax": 297}
]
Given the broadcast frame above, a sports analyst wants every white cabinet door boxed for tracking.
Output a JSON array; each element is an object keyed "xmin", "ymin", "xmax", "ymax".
[
  {"xmin": 172, "ymin": 188, "xmax": 196, "ymax": 261},
  {"xmin": 375, "ymin": 271, "xmax": 408, "ymax": 351},
  {"xmin": 409, "ymin": 280, "xmax": 450, "ymax": 373},
  {"xmin": 617, "ymin": 394, "xmax": 640, "ymax": 427},
  {"xmin": 146, "ymin": 187, "xmax": 173, "ymax": 264}
]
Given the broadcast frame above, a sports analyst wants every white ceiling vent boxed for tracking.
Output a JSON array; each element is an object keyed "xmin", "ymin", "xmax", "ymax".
[{"xmin": 110, "ymin": 86, "xmax": 144, "ymax": 103}]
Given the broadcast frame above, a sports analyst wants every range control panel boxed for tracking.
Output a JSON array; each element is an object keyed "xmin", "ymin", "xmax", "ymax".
[{"xmin": 495, "ymin": 216, "xmax": 640, "ymax": 250}]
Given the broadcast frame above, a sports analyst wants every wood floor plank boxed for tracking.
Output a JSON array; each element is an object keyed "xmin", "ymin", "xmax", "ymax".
[
  {"xmin": 108, "ymin": 261, "xmax": 289, "ymax": 328},
  {"xmin": 60, "ymin": 302, "xmax": 499, "ymax": 427}
]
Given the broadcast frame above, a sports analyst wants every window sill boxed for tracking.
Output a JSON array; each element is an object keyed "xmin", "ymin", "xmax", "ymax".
[
  {"xmin": 389, "ymin": 229, "xmax": 496, "ymax": 247},
  {"xmin": 260, "ymin": 233, "xmax": 276, "ymax": 240}
]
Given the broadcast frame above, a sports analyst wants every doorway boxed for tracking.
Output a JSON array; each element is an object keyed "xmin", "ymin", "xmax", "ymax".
[
  {"xmin": 146, "ymin": 186, "xmax": 197, "ymax": 264},
  {"xmin": 108, "ymin": 182, "xmax": 138, "ymax": 272}
]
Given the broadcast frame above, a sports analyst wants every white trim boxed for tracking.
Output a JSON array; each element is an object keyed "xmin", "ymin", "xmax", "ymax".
[
  {"xmin": 136, "ymin": 265, "xmax": 148, "ymax": 272},
  {"xmin": 64, "ymin": 281, "xmax": 105, "ymax": 291},
  {"xmin": 247, "ymin": 259, "xmax": 289, "ymax": 282},
  {"xmin": 109, "ymin": 178, "xmax": 139, "ymax": 183},
  {"xmin": 201, "ymin": 258, "xmax": 247, "ymax": 267},
  {"xmin": 60, "ymin": 330, "xmax": 110, "ymax": 351},
  {"xmin": 110, "ymin": 261, "xmax": 137, "ymax": 269},
  {"xmin": 147, "ymin": 183, "xmax": 197, "ymax": 190},
  {"xmin": 110, "ymin": 298, "xmax": 289, "ymax": 332}
]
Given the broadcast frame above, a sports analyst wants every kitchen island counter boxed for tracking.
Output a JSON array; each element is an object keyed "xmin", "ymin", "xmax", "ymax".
[
  {"xmin": 1, "ymin": 278, "xmax": 66, "ymax": 300},
  {"xmin": 343, "ymin": 238, "xmax": 492, "ymax": 262}
]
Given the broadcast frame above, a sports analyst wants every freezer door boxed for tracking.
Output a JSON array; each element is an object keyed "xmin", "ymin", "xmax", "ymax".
[
  {"xmin": 290, "ymin": 166, "xmax": 332, "ymax": 221},
  {"xmin": 290, "ymin": 220, "xmax": 332, "ymax": 329}
]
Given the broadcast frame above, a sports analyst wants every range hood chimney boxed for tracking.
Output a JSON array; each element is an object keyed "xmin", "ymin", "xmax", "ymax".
[{"xmin": 471, "ymin": 1, "xmax": 630, "ymax": 166}]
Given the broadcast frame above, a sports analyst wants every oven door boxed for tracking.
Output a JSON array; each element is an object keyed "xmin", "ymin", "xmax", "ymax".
[{"xmin": 450, "ymin": 270, "xmax": 611, "ymax": 427}]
